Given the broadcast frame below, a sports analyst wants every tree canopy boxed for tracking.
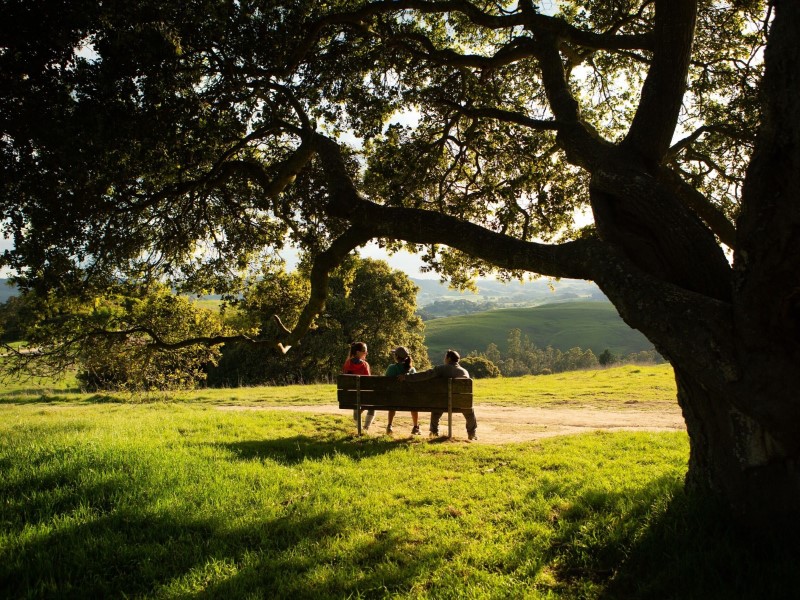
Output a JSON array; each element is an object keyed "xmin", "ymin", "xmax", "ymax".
[
  {"xmin": 208, "ymin": 256, "xmax": 429, "ymax": 385},
  {"xmin": 3, "ymin": 0, "xmax": 800, "ymax": 533}
]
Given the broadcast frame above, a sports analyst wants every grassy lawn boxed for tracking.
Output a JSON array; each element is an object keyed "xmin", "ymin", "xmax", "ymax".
[
  {"xmin": 0, "ymin": 368, "xmax": 793, "ymax": 598},
  {"xmin": 0, "ymin": 363, "xmax": 676, "ymax": 408},
  {"xmin": 476, "ymin": 364, "xmax": 677, "ymax": 408}
]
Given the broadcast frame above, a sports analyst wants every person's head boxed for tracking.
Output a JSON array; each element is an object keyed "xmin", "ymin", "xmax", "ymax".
[
  {"xmin": 445, "ymin": 349, "xmax": 460, "ymax": 364},
  {"xmin": 349, "ymin": 342, "xmax": 368, "ymax": 358},
  {"xmin": 393, "ymin": 346, "xmax": 413, "ymax": 372}
]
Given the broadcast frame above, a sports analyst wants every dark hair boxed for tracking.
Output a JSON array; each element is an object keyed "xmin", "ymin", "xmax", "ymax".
[
  {"xmin": 393, "ymin": 346, "xmax": 413, "ymax": 373},
  {"xmin": 446, "ymin": 349, "xmax": 460, "ymax": 363},
  {"xmin": 349, "ymin": 342, "xmax": 367, "ymax": 357}
]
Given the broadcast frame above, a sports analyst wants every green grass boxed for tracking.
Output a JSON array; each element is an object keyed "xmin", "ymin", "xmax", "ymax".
[
  {"xmin": 477, "ymin": 364, "xmax": 677, "ymax": 408},
  {"xmin": 424, "ymin": 301, "xmax": 654, "ymax": 359},
  {"xmin": 0, "ymin": 369, "xmax": 794, "ymax": 599},
  {"xmin": 0, "ymin": 364, "xmax": 675, "ymax": 408}
]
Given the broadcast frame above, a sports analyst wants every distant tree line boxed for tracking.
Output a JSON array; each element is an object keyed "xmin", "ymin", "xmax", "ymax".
[{"xmin": 462, "ymin": 328, "xmax": 664, "ymax": 378}]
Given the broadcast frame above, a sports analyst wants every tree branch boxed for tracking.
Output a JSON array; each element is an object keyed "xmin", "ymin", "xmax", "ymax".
[
  {"xmin": 622, "ymin": 0, "xmax": 697, "ymax": 163},
  {"xmin": 313, "ymin": 131, "xmax": 598, "ymax": 279},
  {"xmin": 280, "ymin": 227, "xmax": 373, "ymax": 353},
  {"xmin": 441, "ymin": 101, "xmax": 560, "ymax": 131},
  {"xmin": 659, "ymin": 168, "xmax": 737, "ymax": 247}
]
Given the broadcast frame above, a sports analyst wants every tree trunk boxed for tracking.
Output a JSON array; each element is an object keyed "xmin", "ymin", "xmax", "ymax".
[{"xmin": 675, "ymin": 364, "xmax": 800, "ymax": 533}]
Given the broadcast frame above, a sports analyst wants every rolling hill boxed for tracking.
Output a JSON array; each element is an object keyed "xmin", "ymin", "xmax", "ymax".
[
  {"xmin": 412, "ymin": 276, "xmax": 606, "ymax": 308},
  {"xmin": 423, "ymin": 301, "xmax": 654, "ymax": 360}
]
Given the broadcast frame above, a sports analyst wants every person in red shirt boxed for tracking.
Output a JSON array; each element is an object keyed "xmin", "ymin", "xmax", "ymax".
[{"xmin": 342, "ymin": 341, "xmax": 374, "ymax": 431}]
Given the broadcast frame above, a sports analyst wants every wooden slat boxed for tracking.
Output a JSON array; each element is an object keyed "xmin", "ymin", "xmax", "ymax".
[
  {"xmin": 336, "ymin": 375, "xmax": 473, "ymax": 411},
  {"xmin": 337, "ymin": 375, "xmax": 472, "ymax": 393}
]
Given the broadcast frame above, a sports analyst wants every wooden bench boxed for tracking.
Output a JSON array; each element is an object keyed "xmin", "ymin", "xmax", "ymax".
[{"xmin": 337, "ymin": 374, "xmax": 473, "ymax": 437}]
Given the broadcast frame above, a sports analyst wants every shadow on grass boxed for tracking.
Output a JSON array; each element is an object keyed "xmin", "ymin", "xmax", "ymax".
[
  {"xmin": 0, "ymin": 391, "xmax": 124, "ymax": 404},
  {"xmin": 0, "ymin": 392, "xmax": 80, "ymax": 404},
  {"xmin": 220, "ymin": 433, "xmax": 420, "ymax": 465},
  {"xmin": 600, "ymin": 491, "xmax": 797, "ymax": 600},
  {"xmin": 1, "ymin": 477, "xmax": 455, "ymax": 599},
  {"xmin": 514, "ymin": 476, "xmax": 796, "ymax": 600},
  {"xmin": 2, "ymin": 506, "xmax": 349, "ymax": 598}
]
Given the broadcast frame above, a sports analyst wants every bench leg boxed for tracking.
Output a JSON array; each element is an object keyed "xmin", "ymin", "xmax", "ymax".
[
  {"xmin": 356, "ymin": 376, "xmax": 362, "ymax": 435},
  {"xmin": 447, "ymin": 378, "xmax": 453, "ymax": 439}
]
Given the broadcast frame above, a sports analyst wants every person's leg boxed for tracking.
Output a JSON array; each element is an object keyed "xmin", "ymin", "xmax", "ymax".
[
  {"xmin": 429, "ymin": 411, "xmax": 443, "ymax": 436},
  {"xmin": 464, "ymin": 409, "xmax": 478, "ymax": 440},
  {"xmin": 364, "ymin": 409, "xmax": 375, "ymax": 430},
  {"xmin": 386, "ymin": 410, "xmax": 396, "ymax": 433},
  {"xmin": 410, "ymin": 411, "xmax": 420, "ymax": 434}
]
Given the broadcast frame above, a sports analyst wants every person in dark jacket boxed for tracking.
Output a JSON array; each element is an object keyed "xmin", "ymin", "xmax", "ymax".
[{"xmin": 398, "ymin": 349, "xmax": 478, "ymax": 440}]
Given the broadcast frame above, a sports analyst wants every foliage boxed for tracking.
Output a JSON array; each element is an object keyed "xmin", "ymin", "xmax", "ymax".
[
  {"xmin": 1, "ymin": 284, "xmax": 227, "ymax": 391},
  {"xmin": 206, "ymin": 257, "xmax": 430, "ymax": 385},
  {"xmin": 599, "ymin": 348, "xmax": 619, "ymax": 366},
  {"xmin": 0, "ymin": 293, "xmax": 37, "ymax": 342},
  {"xmin": 0, "ymin": 0, "xmax": 767, "ymax": 297},
  {"xmin": 76, "ymin": 289, "xmax": 227, "ymax": 391},
  {"xmin": 459, "ymin": 353, "xmax": 501, "ymax": 379}
]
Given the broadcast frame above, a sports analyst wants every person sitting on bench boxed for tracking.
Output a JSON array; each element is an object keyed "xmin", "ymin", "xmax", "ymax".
[
  {"xmin": 343, "ymin": 341, "xmax": 375, "ymax": 431},
  {"xmin": 384, "ymin": 346, "xmax": 420, "ymax": 435},
  {"xmin": 397, "ymin": 349, "xmax": 478, "ymax": 440}
]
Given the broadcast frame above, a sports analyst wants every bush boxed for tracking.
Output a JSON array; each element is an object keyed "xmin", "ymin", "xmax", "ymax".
[
  {"xmin": 460, "ymin": 355, "xmax": 501, "ymax": 379},
  {"xmin": 599, "ymin": 348, "xmax": 618, "ymax": 366}
]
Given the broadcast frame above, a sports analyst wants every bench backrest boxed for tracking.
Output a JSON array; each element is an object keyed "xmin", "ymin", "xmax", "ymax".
[{"xmin": 337, "ymin": 375, "xmax": 473, "ymax": 412}]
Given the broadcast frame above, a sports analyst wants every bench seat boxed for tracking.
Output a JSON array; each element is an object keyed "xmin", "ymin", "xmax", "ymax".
[{"xmin": 337, "ymin": 374, "xmax": 473, "ymax": 436}]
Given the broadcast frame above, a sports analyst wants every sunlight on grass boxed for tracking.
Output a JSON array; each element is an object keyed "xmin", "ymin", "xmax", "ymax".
[
  {"xmin": 1, "ymin": 403, "xmax": 690, "ymax": 598},
  {"xmin": 477, "ymin": 364, "xmax": 676, "ymax": 408},
  {"xmin": 1, "ymin": 365, "xmax": 793, "ymax": 599},
  {"xmin": 0, "ymin": 363, "xmax": 676, "ymax": 408}
]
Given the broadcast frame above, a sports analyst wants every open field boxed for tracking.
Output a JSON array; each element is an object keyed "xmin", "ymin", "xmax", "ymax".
[
  {"xmin": 1, "ymin": 365, "xmax": 793, "ymax": 599},
  {"xmin": 0, "ymin": 364, "xmax": 677, "ymax": 408}
]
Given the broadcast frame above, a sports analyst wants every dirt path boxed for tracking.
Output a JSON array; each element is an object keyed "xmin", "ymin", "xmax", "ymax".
[{"xmin": 218, "ymin": 403, "xmax": 686, "ymax": 444}]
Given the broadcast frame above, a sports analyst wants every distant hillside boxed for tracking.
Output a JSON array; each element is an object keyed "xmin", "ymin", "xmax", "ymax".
[
  {"xmin": 0, "ymin": 279, "xmax": 17, "ymax": 303},
  {"xmin": 412, "ymin": 277, "xmax": 606, "ymax": 316},
  {"xmin": 423, "ymin": 301, "xmax": 654, "ymax": 360}
]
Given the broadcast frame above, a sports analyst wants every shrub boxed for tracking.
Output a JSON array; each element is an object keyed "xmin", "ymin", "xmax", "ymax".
[{"xmin": 460, "ymin": 355, "xmax": 501, "ymax": 379}]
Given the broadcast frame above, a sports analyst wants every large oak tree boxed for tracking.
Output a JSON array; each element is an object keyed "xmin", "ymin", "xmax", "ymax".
[{"xmin": 2, "ymin": 0, "xmax": 797, "ymax": 532}]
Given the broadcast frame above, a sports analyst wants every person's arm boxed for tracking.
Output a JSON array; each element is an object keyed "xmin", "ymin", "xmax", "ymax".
[{"xmin": 402, "ymin": 366, "xmax": 439, "ymax": 382}]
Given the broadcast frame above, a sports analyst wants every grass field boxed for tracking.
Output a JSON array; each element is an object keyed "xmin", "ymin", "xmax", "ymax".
[
  {"xmin": 0, "ymin": 363, "xmax": 677, "ymax": 408},
  {"xmin": 423, "ymin": 301, "xmax": 654, "ymax": 360},
  {"xmin": 1, "ymin": 366, "xmax": 793, "ymax": 599}
]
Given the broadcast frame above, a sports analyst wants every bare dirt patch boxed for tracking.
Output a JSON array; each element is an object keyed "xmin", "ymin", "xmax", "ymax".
[{"xmin": 217, "ymin": 403, "xmax": 685, "ymax": 444}]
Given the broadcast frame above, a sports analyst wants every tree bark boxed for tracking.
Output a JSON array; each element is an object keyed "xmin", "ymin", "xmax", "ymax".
[{"xmin": 676, "ymin": 366, "xmax": 800, "ymax": 532}]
